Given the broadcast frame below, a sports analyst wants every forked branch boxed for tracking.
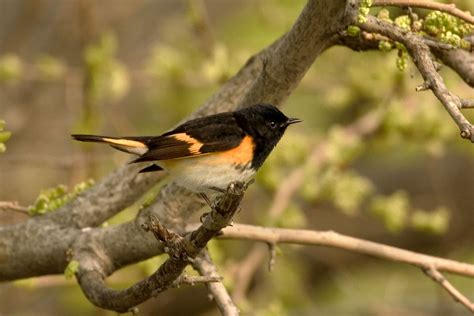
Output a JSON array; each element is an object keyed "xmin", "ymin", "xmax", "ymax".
[
  {"xmin": 76, "ymin": 181, "xmax": 247, "ymax": 313},
  {"xmin": 216, "ymin": 224, "xmax": 474, "ymax": 313},
  {"xmin": 358, "ymin": 16, "xmax": 474, "ymax": 142}
]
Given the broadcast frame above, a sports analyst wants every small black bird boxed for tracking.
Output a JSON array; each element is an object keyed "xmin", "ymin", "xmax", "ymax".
[{"xmin": 72, "ymin": 104, "xmax": 301, "ymax": 193}]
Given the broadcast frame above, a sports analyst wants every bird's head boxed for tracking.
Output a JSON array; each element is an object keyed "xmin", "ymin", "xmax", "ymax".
[{"xmin": 237, "ymin": 104, "xmax": 302, "ymax": 142}]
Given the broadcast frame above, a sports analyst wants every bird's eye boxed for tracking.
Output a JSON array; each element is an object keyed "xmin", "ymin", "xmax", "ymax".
[{"xmin": 269, "ymin": 121, "xmax": 277, "ymax": 129}]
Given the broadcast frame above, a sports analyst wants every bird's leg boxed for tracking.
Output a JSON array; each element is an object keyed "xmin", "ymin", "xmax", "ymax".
[
  {"xmin": 199, "ymin": 192, "xmax": 212, "ymax": 207},
  {"xmin": 207, "ymin": 186, "xmax": 226, "ymax": 194},
  {"xmin": 199, "ymin": 192, "xmax": 213, "ymax": 224}
]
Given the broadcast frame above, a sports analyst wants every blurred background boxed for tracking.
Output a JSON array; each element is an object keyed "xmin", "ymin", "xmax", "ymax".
[{"xmin": 0, "ymin": 0, "xmax": 473, "ymax": 315}]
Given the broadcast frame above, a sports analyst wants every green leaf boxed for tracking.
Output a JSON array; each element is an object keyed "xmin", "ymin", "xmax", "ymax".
[
  {"xmin": 378, "ymin": 40, "xmax": 393, "ymax": 52},
  {"xmin": 377, "ymin": 8, "xmax": 391, "ymax": 21},
  {"xmin": 358, "ymin": 0, "xmax": 373, "ymax": 23},
  {"xmin": 346, "ymin": 25, "xmax": 361, "ymax": 37},
  {"xmin": 394, "ymin": 15, "xmax": 411, "ymax": 31},
  {"xmin": 28, "ymin": 180, "xmax": 94, "ymax": 216},
  {"xmin": 64, "ymin": 260, "xmax": 80, "ymax": 280},
  {"xmin": 422, "ymin": 11, "xmax": 474, "ymax": 48}
]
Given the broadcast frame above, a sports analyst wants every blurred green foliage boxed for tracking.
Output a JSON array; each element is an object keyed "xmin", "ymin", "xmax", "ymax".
[
  {"xmin": 36, "ymin": 55, "xmax": 66, "ymax": 81},
  {"xmin": 2, "ymin": 0, "xmax": 473, "ymax": 314},
  {"xmin": 423, "ymin": 11, "xmax": 474, "ymax": 47},
  {"xmin": 84, "ymin": 33, "xmax": 130, "ymax": 102},
  {"xmin": 0, "ymin": 53, "xmax": 67, "ymax": 83},
  {"xmin": 354, "ymin": 6, "xmax": 474, "ymax": 74},
  {"xmin": 28, "ymin": 180, "xmax": 94, "ymax": 216},
  {"xmin": 358, "ymin": 0, "xmax": 373, "ymax": 23},
  {"xmin": 64, "ymin": 260, "xmax": 80, "ymax": 280},
  {"xmin": 370, "ymin": 191, "xmax": 410, "ymax": 232},
  {"xmin": 0, "ymin": 120, "xmax": 11, "ymax": 153},
  {"xmin": 410, "ymin": 207, "xmax": 450, "ymax": 234},
  {"xmin": 0, "ymin": 54, "xmax": 22, "ymax": 82}
]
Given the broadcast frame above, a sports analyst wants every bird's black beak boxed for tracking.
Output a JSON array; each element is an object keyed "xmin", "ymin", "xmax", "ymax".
[{"xmin": 286, "ymin": 117, "xmax": 302, "ymax": 126}]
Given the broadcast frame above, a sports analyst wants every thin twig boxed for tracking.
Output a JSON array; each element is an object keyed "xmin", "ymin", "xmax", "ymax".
[
  {"xmin": 217, "ymin": 224, "xmax": 474, "ymax": 277},
  {"xmin": 169, "ymin": 275, "xmax": 223, "ymax": 289},
  {"xmin": 0, "ymin": 201, "xmax": 29, "ymax": 214},
  {"xmin": 193, "ymin": 250, "xmax": 239, "ymax": 316},
  {"xmin": 215, "ymin": 224, "xmax": 474, "ymax": 312},
  {"xmin": 423, "ymin": 267, "xmax": 474, "ymax": 313},
  {"xmin": 461, "ymin": 100, "xmax": 474, "ymax": 108},
  {"xmin": 359, "ymin": 16, "xmax": 474, "ymax": 142},
  {"xmin": 372, "ymin": 0, "xmax": 474, "ymax": 24}
]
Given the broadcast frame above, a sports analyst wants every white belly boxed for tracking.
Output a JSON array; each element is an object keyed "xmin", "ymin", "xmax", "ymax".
[{"xmin": 158, "ymin": 155, "xmax": 255, "ymax": 193}]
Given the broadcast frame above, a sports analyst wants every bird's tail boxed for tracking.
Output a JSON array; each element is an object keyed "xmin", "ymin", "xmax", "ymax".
[{"xmin": 71, "ymin": 134, "xmax": 149, "ymax": 155}]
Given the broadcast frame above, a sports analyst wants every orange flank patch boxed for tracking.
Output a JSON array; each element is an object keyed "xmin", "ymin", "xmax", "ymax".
[
  {"xmin": 216, "ymin": 135, "xmax": 254, "ymax": 165},
  {"xmin": 103, "ymin": 138, "xmax": 147, "ymax": 148},
  {"xmin": 172, "ymin": 133, "xmax": 204, "ymax": 155}
]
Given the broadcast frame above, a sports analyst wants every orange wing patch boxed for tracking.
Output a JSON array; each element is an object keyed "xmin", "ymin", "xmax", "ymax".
[
  {"xmin": 216, "ymin": 135, "xmax": 254, "ymax": 165},
  {"xmin": 172, "ymin": 133, "xmax": 204, "ymax": 155}
]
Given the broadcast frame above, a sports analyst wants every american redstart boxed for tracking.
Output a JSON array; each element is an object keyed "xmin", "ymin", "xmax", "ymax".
[{"xmin": 72, "ymin": 104, "xmax": 301, "ymax": 193}]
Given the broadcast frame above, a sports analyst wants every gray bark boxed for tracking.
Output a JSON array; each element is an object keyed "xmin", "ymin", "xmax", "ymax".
[{"xmin": 0, "ymin": 0, "xmax": 354, "ymax": 283}]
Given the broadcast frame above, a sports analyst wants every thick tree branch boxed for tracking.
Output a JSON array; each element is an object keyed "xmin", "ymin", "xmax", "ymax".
[
  {"xmin": 3, "ymin": 1, "xmax": 472, "ymax": 313},
  {"xmin": 50, "ymin": 164, "xmax": 163, "ymax": 228},
  {"xmin": 75, "ymin": 181, "xmax": 247, "ymax": 313},
  {"xmin": 0, "ymin": 0, "xmax": 357, "ymax": 284},
  {"xmin": 372, "ymin": 0, "xmax": 474, "ymax": 24},
  {"xmin": 433, "ymin": 48, "xmax": 474, "ymax": 87}
]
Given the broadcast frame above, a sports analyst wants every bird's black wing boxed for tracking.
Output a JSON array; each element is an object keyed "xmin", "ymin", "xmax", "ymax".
[{"xmin": 131, "ymin": 112, "xmax": 246, "ymax": 163}]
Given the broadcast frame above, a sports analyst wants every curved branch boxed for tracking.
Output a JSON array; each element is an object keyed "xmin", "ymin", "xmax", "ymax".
[
  {"xmin": 359, "ymin": 16, "xmax": 474, "ymax": 142},
  {"xmin": 76, "ymin": 181, "xmax": 247, "ymax": 313},
  {"xmin": 193, "ymin": 250, "xmax": 239, "ymax": 316},
  {"xmin": 372, "ymin": 0, "xmax": 474, "ymax": 24},
  {"xmin": 50, "ymin": 164, "xmax": 163, "ymax": 228},
  {"xmin": 218, "ymin": 224, "xmax": 474, "ymax": 312},
  {"xmin": 0, "ymin": 0, "xmax": 357, "ymax": 284},
  {"xmin": 5, "ymin": 1, "xmax": 473, "ymax": 313},
  {"xmin": 432, "ymin": 47, "xmax": 474, "ymax": 87}
]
